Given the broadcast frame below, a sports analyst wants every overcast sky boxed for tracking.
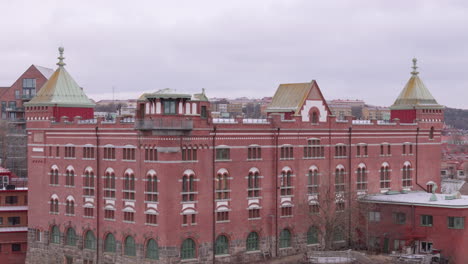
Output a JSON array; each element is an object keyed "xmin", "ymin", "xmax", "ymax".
[{"xmin": 0, "ymin": 0, "xmax": 467, "ymax": 108}]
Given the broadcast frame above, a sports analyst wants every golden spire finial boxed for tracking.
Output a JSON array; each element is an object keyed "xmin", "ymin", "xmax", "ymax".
[
  {"xmin": 57, "ymin": 47, "xmax": 66, "ymax": 67},
  {"xmin": 411, "ymin": 57, "xmax": 419, "ymax": 76}
]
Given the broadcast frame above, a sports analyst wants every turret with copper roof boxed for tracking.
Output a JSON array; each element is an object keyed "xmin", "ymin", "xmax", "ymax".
[
  {"xmin": 24, "ymin": 47, "xmax": 95, "ymax": 121},
  {"xmin": 390, "ymin": 58, "xmax": 444, "ymax": 123}
]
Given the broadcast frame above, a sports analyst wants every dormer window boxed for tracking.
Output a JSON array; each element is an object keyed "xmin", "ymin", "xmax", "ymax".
[{"xmin": 163, "ymin": 100, "xmax": 176, "ymax": 114}]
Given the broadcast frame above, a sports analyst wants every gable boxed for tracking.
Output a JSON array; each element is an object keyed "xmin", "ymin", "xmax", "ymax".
[{"xmin": 298, "ymin": 81, "xmax": 330, "ymax": 123}]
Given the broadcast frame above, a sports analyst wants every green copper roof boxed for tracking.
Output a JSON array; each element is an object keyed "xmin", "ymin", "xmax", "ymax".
[
  {"xmin": 25, "ymin": 47, "xmax": 95, "ymax": 108},
  {"xmin": 390, "ymin": 58, "xmax": 442, "ymax": 110}
]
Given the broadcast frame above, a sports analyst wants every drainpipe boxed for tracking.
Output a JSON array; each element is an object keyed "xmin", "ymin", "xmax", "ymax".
[
  {"xmin": 415, "ymin": 128, "xmax": 425, "ymax": 191},
  {"xmin": 212, "ymin": 126, "xmax": 217, "ymax": 264},
  {"xmin": 347, "ymin": 127, "xmax": 352, "ymax": 247},
  {"xmin": 95, "ymin": 126, "xmax": 100, "ymax": 264},
  {"xmin": 274, "ymin": 127, "xmax": 280, "ymax": 257}
]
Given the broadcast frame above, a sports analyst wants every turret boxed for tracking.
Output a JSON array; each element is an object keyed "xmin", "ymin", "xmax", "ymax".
[
  {"xmin": 24, "ymin": 47, "xmax": 95, "ymax": 121},
  {"xmin": 390, "ymin": 58, "xmax": 444, "ymax": 123}
]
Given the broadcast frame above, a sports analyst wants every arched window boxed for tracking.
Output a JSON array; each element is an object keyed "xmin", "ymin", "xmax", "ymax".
[
  {"xmin": 307, "ymin": 167, "xmax": 319, "ymax": 194},
  {"xmin": 146, "ymin": 239, "xmax": 159, "ymax": 260},
  {"xmin": 65, "ymin": 168, "xmax": 75, "ymax": 187},
  {"xmin": 429, "ymin": 126, "xmax": 434, "ymax": 139},
  {"xmin": 215, "ymin": 235, "xmax": 229, "ymax": 255},
  {"xmin": 280, "ymin": 169, "xmax": 293, "ymax": 196},
  {"xmin": 104, "ymin": 169, "xmax": 116, "ymax": 198},
  {"xmin": 380, "ymin": 163, "xmax": 391, "ymax": 189},
  {"xmin": 65, "ymin": 199, "xmax": 74, "ymax": 215},
  {"xmin": 83, "ymin": 169, "xmax": 95, "ymax": 196},
  {"xmin": 104, "ymin": 233, "xmax": 116, "ymax": 252},
  {"xmin": 335, "ymin": 166, "xmax": 345, "ymax": 192},
  {"xmin": 333, "ymin": 228, "xmax": 344, "ymax": 242},
  {"xmin": 84, "ymin": 230, "xmax": 96, "ymax": 250},
  {"xmin": 402, "ymin": 163, "xmax": 412, "ymax": 188},
  {"xmin": 247, "ymin": 170, "xmax": 260, "ymax": 197},
  {"xmin": 181, "ymin": 238, "xmax": 196, "ymax": 259},
  {"xmin": 146, "ymin": 171, "xmax": 158, "ymax": 202},
  {"xmin": 246, "ymin": 232, "xmax": 259, "ymax": 251},
  {"xmin": 66, "ymin": 227, "xmax": 76, "ymax": 246},
  {"xmin": 356, "ymin": 164, "xmax": 367, "ymax": 191},
  {"xmin": 124, "ymin": 236, "xmax": 136, "ymax": 256},
  {"xmin": 50, "ymin": 167, "xmax": 59, "ymax": 185},
  {"xmin": 216, "ymin": 170, "xmax": 229, "ymax": 200},
  {"xmin": 50, "ymin": 197, "xmax": 59, "ymax": 214},
  {"xmin": 307, "ymin": 226, "xmax": 319, "ymax": 244},
  {"xmin": 279, "ymin": 229, "xmax": 291, "ymax": 248},
  {"xmin": 311, "ymin": 111, "xmax": 318, "ymax": 124},
  {"xmin": 123, "ymin": 170, "xmax": 135, "ymax": 200},
  {"xmin": 50, "ymin": 225, "xmax": 60, "ymax": 244},
  {"xmin": 182, "ymin": 171, "xmax": 196, "ymax": 201}
]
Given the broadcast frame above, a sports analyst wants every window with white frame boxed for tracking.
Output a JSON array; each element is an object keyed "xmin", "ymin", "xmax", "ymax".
[{"xmin": 380, "ymin": 163, "xmax": 391, "ymax": 189}]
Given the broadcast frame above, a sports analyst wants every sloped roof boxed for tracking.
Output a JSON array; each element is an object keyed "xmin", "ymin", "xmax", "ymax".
[
  {"xmin": 391, "ymin": 59, "xmax": 443, "ymax": 110},
  {"xmin": 138, "ymin": 88, "xmax": 192, "ymax": 101},
  {"xmin": 266, "ymin": 82, "xmax": 313, "ymax": 113},
  {"xmin": 25, "ymin": 48, "xmax": 94, "ymax": 108},
  {"xmin": 33, "ymin": 65, "xmax": 54, "ymax": 79}
]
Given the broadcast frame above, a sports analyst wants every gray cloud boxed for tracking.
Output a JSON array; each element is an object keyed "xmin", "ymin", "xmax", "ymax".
[{"xmin": 0, "ymin": 0, "xmax": 467, "ymax": 108}]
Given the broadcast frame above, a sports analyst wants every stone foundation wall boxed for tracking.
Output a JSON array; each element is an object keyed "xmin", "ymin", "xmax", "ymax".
[{"xmin": 26, "ymin": 229, "xmax": 325, "ymax": 263}]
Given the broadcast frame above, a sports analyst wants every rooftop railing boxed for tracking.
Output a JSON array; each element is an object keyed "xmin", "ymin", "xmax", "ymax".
[{"xmin": 135, "ymin": 118, "xmax": 193, "ymax": 130}]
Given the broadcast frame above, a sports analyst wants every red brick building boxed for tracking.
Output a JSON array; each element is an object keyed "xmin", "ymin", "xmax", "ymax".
[
  {"xmin": 25, "ymin": 50, "xmax": 443, "ymax": 264},
  {"xmin": 0, "ymin": 167, "xmax": 28, "ymax": 264}
]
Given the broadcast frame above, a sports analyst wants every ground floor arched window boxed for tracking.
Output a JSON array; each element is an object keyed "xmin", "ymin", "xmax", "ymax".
[{"xmin": 181, "ymin": 238, "xmax": 196, "ymax": 259}]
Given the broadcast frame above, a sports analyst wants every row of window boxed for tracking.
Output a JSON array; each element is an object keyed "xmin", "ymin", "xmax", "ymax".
[
  {"xmin": 369, "ymin": 212, "xmax": 465, "ymax": 229},
  {"xmin": 47, "ymin": 141, "xmax": 419, "ymax": 162},
  {"xmin": 0, "ymin": 216, "xmax": 21, "ymax": 226},
  {"xmin": 45, "ymin": 226, "xmax": 324, "ymax": 259},
  {"xmin": 49, "ymin": 161, "xmax": 413, "ymax": 207}
]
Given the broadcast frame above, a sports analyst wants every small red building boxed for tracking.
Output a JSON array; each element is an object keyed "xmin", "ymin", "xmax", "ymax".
[
  {"xmin": 363, "ymin": 191, "xmax": 468, "ymax": 263},
  {"xmin": 0, "ymin": 167, "xmax": 28, "ymax": 264},
  {"xmin": 25, "ymin": 49, "xmax": 444, "ymax": 264}
]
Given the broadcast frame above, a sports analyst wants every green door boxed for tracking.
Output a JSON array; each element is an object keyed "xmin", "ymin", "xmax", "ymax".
[{"xmin": 383, "ymin": 238, "xmax": 390, "ymax": 253}]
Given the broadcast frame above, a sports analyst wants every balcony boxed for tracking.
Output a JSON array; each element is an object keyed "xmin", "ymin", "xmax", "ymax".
[
  {"xmin": 5, "ymin": 107, "xmax": 25, "ymax": 112},
  {"xmin": 22, "ymin": 94, "xmax": 35, "ymax": 100},
  {"xmin": 135, "ymin": 118, "xmax": 193, "ymax": 131}
]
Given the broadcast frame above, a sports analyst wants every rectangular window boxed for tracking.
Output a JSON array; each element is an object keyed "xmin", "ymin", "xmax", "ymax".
[
  {"xmin": 280, "ymin": 146, "xmax": 294, "ymax": 160},
  {"xmin": 247, "ymin": 146, "xmax": 261, "ymax": 160},
  {"xmin": 163, "ymin": 100, "xmax": 176, "ymax": 114},
  {"xmin": 104, "ymin": 147, "xmax": 116, "ymax": 160},
  {"xmin": 182, "ymin": 214, "xmax": 197, "ymax": 225},
  {"xmin": 11, "ymin": 243, "xmax": 21, "ymax": 252},
  {"xmin": 84, "ymin": 208, "xmax": 94, "ymax": 218},
  {"xmin": 215, "ymin": 148, "xmax": 230, "ymax": 161},
  {"xmin": 369, "ymin": 211, "xmax": 381, "ymax": 222},
  {"xmin": 15, "ymin": 90, "xmax": 20, "ymax": 100},
  {"xmin": 0, "ymin": 217, "xmax": 3, "ymax": 225},
  {"xmin": 309, "ymin": 204, "xmax": 319, "ymax": 214},
  {"xmin": 201, "ymin": 105, "xmax": 207, "ymax": 118},
  {"xmin": 304, "ymin": 139, "xmax": 325, "ymax": 159},
  {"xmin": 8, "ymin": 216, "xmax": 20, "ymax": 225},
  {"xmin": 104, "ymin": 209, "xmax": 115, "ymax": 220},
  {"xmin": 420, "ymin": 241, "xmax": 433, "ymax": 253},
  {"xmin": 334, "ymin": 145, "xmax": 347, "ymax": 158},
  {"xmin": 65, "ymin": 256, "xmax": 73, "ymax": 264},
  {"xmin": 182, "ymin": 146, "xmax": 197, "ymax": 161},
  {"xmin": 146, "ymin": 214, "xmax": 158, "ymax": 225},
  {"xmin": 145, "ymin": 147, "xmax": 158, "ymax": 161},
  {"xmin": 22, "ymin": 78, "xmax": 36, "ymax": 99},
  {"xmin": 5, "ymin": 196, "xmax": 18, "ymax": 204},
  {"xmin": 124, "ymin": 212, "xmax": 135, "ymax": 222},
  {"xmin": 248, "ymin": 209, "xmax": 260, "ymax": 219},
  {"xmin": 393, "ymin": 212, "xmax": 406, "ymax": 225},
  {"xmin": 336, "ymin": 202, "xmax": 345, "ymax": 212},
  {"xmin": 216, "ymin": 211, "xmax": 229, "ymax": 222},
  {"xmin": 281, "ymin": 207, "xmax": 293, "ymax": 217},
  {"xmin": 420, "ymin": 215, "xmax": 433, "ymax": 226},
  {"xmin": 56, "ymin": 146, "xmax": 60, "ymax": 157},
  {"xmin": 448, "ymin": 216, "xmax": 464, "ymax": 229},
  {"xmin": 123, "ymin": 147, "xmax": 136, "ymax": 160},
  {"xmin": 83, "ymin": 146, "xmax": 95, "ymax": 159},
  {"xmin": 64, "ymin": 146, "xmax": 76, "ymax": 158},
  {"xmin": 394, "ymin": 239, "xmax": 406, "ymax": 251}
]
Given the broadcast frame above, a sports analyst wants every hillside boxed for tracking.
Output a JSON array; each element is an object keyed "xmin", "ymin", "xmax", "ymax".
[{"xmin": 445, "ymin": 107, "xmax": 468, "ymax": 130}]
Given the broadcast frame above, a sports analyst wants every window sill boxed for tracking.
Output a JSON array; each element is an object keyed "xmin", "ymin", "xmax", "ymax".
[
  {"xmin": 215, "ymin": 254, "xmax": 230, "ymax": 258},
  {"xmin": 104, "ymin": 218, "xmax": 116, "ymax": 221},
  {"xmin": 248, "ymin": 217, "xmax": 261, "ymax": 220},
  {"xmin": 247, "ymin": 158, "xmax": 263, "ymax": 161},
  {"xmin": 245, "ymin": 250, "xmax": 261, "ymax": 254},
  {"xmin": 216, "ymin": 220, "xmax": 230, "ymax": 223},
  {"xmin": 82, "ymin": 158, "xmax": 95, "ymax": 161},
  {"xmin": 303, "ymin": 157, "xmax": 325, "ymax": 160},
  {"xmin": 420, "ymin": 225, "xmax": 432, "ymax": 227},
  {"xmin": 181, "ymin": 258, "xmax": 198, "ymax": 263},
  {"xmin": 123, "ymin": 221, "xmax": 135, "ymax": 224},
  {"xmin": 215, "ymin": 159, "xmax": 232, "ymax": 162},
  {"xmin": 279, "ymin": 158, "xmax": 294, "ymax": 161},
  {"xmin": 122, "ymin": 160, "xmax": 136, "ymax": 162},
  {"xmin": 280, "ymin": 215, "xmax": 293, "ymax": 218}
]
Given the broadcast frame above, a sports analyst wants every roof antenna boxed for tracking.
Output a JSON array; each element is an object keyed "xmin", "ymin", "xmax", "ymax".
[{"xmin": 411, "ymin": 58, "xmax": 419, "ymax": 76}]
